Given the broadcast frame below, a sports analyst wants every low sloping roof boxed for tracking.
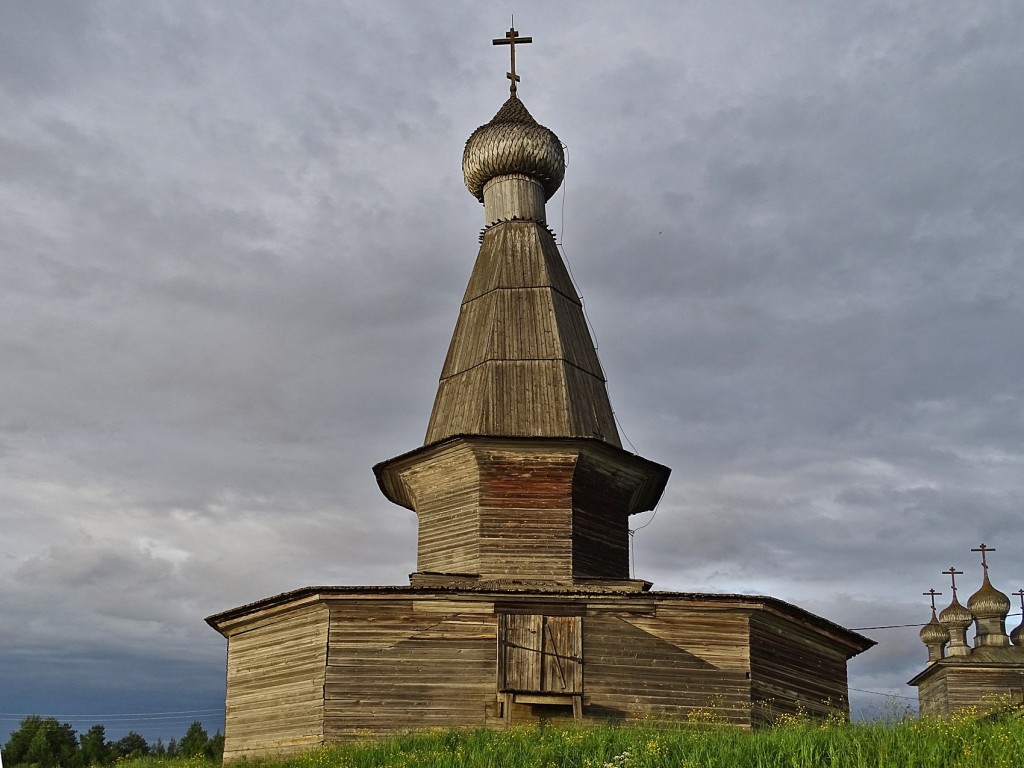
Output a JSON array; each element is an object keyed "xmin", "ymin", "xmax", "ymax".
[
  {"xmin": 908, "ymin": 645, "xmax": 1024, "ymax": 686},
  {"xmin": 206, "ymin": 583, "xmax": 874, "ymax": 657}
]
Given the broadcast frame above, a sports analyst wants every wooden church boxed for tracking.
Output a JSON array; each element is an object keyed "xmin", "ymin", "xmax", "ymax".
[
  {"xmin": 206, "ymin": 29, "xmax": 874, "ymax": 760},
  {"xmin": 909, "ymin": 545, "xmax": 1024, "ymax": 716}
]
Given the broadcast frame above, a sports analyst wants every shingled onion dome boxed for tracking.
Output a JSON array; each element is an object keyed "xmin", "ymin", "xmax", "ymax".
[
  {"xmin": 463, "ymin": 96, "xmax": 565, "ymax": 204},
  {"xmin": 967, "ymin": 571, "xmax": 1012, "ymax": 647},
  {"xmin": 939, "ymin": 596, "xmax": 974, "ymax": 657},
  {"xmin": 920, "ymin": 608, "xmax": 950, "ymax": 663},
  {"xmin": 967, "ymin": 571, "xmax": 1012, "ymax": 618}
]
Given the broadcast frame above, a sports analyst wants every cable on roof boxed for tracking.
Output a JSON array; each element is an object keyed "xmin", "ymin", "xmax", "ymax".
[{"xmin": 555, "ymin": 143, "xmax": 642, "ymax": 458}]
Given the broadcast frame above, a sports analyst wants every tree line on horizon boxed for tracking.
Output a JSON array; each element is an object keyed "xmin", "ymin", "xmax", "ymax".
[{"xmin": 2, "ymin": 716, "xmax": 224, "ymax": 767}]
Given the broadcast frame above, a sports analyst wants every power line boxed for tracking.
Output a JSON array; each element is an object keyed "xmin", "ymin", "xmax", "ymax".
[
  {"xmin": 0, "ymin": 708, "xmax": 222, "ymax": 721},
  {"xmin": 848, "ymin": 687, "xmax": 917, "ymax": 701},
  {"xmin": 851, "ymin": 612, "xmax": 1023, "ymax": 631}
]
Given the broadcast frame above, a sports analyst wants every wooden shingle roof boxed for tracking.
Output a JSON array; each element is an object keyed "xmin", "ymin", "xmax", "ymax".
[{"xmin": 424, "ymin": 220, "xmax": 620, "ymax": 446}]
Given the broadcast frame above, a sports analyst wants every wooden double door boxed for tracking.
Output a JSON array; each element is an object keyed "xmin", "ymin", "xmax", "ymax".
[{"xmin": 498, "ymin": 614, "xmax": 582, "ymax": 707}]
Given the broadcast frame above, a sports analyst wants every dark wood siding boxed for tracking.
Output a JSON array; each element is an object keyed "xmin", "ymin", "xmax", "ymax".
[
  {"xmin": 749, "ymin": 613, "xmax": 851, "ymax": 723},
  {"xmin": 571, "ymin": 455, "xmax": 632, "ymax": 579}
]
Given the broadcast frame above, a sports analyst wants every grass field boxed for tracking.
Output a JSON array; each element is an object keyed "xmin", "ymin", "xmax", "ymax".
[{"xmin": 118, "ymin": 704, "xmax": 1024, "ymax": 768}]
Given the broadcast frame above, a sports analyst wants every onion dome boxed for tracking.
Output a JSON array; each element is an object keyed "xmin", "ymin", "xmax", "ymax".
[
  {"xmin": 939, "ymin": 594, "xmax": 974, "ymax": 657},
  {"xmin": 463, "ymin": 96, "xmax": 565, "ymax": 202},
  {"xmin": 939, "ymin": 596, "xmax": 973, "ymax": 629},
  {"xmin": 967, "ymin": 571, "xmax": 1011, "ymax": 619},
  {"xmin": 920, "ymin": 609, "xmax": 951, "ymax": 647}
]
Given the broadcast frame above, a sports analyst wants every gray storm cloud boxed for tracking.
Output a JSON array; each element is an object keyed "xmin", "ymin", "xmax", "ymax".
[{"xmin": 2, "ymin": 0, "xmax": 1023, "ymax": 738}]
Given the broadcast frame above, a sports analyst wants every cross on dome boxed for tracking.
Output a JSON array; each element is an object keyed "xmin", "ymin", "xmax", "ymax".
[
  {"xmin": 971, "ymin": 543, "xmax": 995, "ymax": 572},
  {"xmin": 493, "ymin": 22, "xmax": 532, "ymax": 95},
  {"xmin": 944, "ymin": 566, "xmax": 964, "ymax": 597},
  {"xmin": 923, "ymin": 589, "xmax": 943, "ymax": 612}
]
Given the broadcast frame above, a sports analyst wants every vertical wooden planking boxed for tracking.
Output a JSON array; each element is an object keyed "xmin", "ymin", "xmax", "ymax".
[
  {"xmin": 499, "ymin": 614, "xmax": 581, "ymax": 694},
  {"xmin": 499, "ymin": 613, "xmax": 543, "ymax": 691},
  {"xmin": 426, "ymin": 219, "xmax": 620, "ymax": 446},
  {"xmin": 462, "ymin": 222, "xmax": 579, "ymax": 304},
  {"xmin": 542, "ymin": 616, "xmax": 582, "ymax": 693},
  {"xmin": 482, "ymin": 175, "xmax": 546, "ymax": 225}
]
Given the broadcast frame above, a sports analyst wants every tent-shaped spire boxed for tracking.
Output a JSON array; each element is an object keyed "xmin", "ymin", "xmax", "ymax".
[{"xmin": 425, "ymin": 96, "xmax": 620, "ymax": 447}]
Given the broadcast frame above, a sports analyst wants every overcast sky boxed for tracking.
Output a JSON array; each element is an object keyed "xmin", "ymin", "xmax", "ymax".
[{"xmin": 3, "ymin": 0, "xmax": 1023, "ymax": 744}]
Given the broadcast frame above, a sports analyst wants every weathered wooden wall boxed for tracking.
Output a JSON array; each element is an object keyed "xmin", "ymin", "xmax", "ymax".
[
  {"xmin": 408, "ymin": 442, "xmax": 481, "ymax": 575},
  {"xmin": 916, "ymin": 672, "xmax": 949, "ymax": 718},
  {"xmin": 499, "ymin": 614, "xmax": 582, "ymax": 694},
  {"xmin": 323, "ymin": 598, "xmax": 498, "ymax": 740},
  {"xmin": 478, "ymin": 451, "xmax": 575, "ymax": 580},
  {"xmin": 918, "ymin": 665, "xmax": 1024, "ymax": 716},
  {"xmin": 585, "ymin": 605, "xmax": 753, "ymax": 724},
  {"xmin": 570, "ymin": 453, "xmax": 638, "ymax": 580},
  {"xmin": 210, "ymin": 589, "xmax": 870, "ymax": 759},
  {"xmin": 377, "ymin": 439, "xmax": 667, "ymax": 586},
  {"xmin": 749, "ymin": 613, "xmax": 852, "ymax": 723},
  {"xmin": 222, "ymin": 603, "xmax": 329, "ymax": 761}
]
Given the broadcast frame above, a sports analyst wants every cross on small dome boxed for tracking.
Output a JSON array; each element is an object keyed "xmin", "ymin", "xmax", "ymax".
[{"xmin": 492, "ymin": 22, "xmax": 532, "ymax": 96}]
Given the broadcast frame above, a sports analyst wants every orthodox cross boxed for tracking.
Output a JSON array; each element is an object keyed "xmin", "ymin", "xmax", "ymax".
[
  {"xmin": 923, "ymin": 589, "xmax": 943, "ymax": 612},
  {"xmin": 944, "ymin": 567, "xmax": 964, "ymax": 598},
  {"xmin": 493, "ymin": 23, "xmax": 532, "ymax": 95},
  {"xmin": 971, "ymin": 543, "xmax": 995, "ymax": 572},
  {"xmin": 1014, "ymin": 589, "xmax": 1024, "ymax": 614}
]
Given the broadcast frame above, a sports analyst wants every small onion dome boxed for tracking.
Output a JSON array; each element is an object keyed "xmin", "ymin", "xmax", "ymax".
[
  {"xmin": 920, "ymin": 609, "xmax": 950, "ymax": 647},
  {"xmin": 463, "ymin": 96, "xmax": 565, "ymax": 203},
  {"xmin": 967, "ymin": 571, "xmax": 1011, "ymax": 619},
  {"xmin": 1010, "ymin": 621, "xmax": 1022, "ymax": 646},
  {"xmin": 939, "ymin": 596, "xmax": 974, "ymax": 629}
]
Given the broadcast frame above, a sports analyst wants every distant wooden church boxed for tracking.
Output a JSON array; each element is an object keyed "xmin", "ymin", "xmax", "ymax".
[
  {"xmin": 909, "ymin": 545, "xmax": 1024, "ymax": 716},
  {"xmin": 206, "ymin": 29, "xmax": 874, "ymax": 760}
]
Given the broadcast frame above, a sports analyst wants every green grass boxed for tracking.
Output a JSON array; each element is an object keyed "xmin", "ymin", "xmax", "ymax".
[{"xmin": 119, "ymin": 710, "xmax": 1024, "ymax": 768}]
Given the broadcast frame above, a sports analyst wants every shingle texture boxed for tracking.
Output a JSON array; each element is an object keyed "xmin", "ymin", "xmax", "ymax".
[
  {"xmin": 425, "ymin": 221, "xmax": 619, "ymax": 446},
  {"xmin": 463, "ymin": 96, "xmax": 565, "ymax": 202}
]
